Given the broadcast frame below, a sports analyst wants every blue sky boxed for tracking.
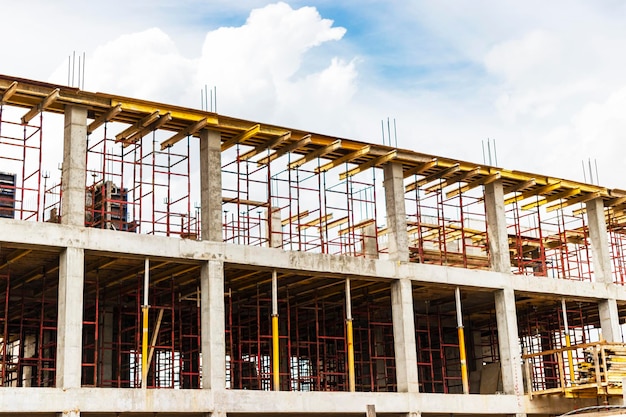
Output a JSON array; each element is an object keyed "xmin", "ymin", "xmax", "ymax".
[{"xmin": 2, "ymin": 1, "xmax": 626, "ymax": 188}]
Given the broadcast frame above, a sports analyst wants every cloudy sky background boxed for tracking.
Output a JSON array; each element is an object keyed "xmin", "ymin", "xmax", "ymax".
[{"xmin": 2, "ymin": 1, "xmax": 626, "ymax": 188}]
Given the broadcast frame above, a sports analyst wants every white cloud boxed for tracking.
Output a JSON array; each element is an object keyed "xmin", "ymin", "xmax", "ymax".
[
  {"xmin": 7, "ymin": 1, "xmax": 626, "ymax": 190},
  {"xmin": 51, "ymin": 28, "xmax": 195, "ymax": 104},
  {"xmin": 195, "ymin": 2, "xmax": 349, "ymax": 123}
]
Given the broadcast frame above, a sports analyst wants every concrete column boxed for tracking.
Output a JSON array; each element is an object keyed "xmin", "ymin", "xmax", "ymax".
[
  {"xmin": 56, "ymin": 247, "xmax": 84, "ymax": 389},
  {"xmin": 200, "ymin": 129, "xmax": 222, "ymax": 242},
  {"xmin": 494, "ymin": 288, "xmax": 524, "ymax": 397},
  {"xmin": 267, "ymin": 207, "xmax": 283, "ymax": 248},
  {"xmin": 587, "ymin": 197, "xmax": 613, "ymax": 283},
  {"xmin": 599, "ymin": 299, "xmax": 622, "ymax": 342},
  {"xmin": 22, "ymin": 335, "xmax": 36, "ymax": 386},
  {"xmin": 363, "ymin": 222, "xmax": 379, "ymax": 259},
  {"xmin": 587, "ymin": 197, "xmax": 622, "ymax": 341},
  {"xmin": 484, "ymin": 180, "xmax": 511, "ymax": 273},
  {"xmin": 391, "ymin": 278, "xmax": 419, "ymax": 392},
  {"xmin": 61, "ymin": 105, "xmax": 87, "ymax": 226},
  {"xmin": 200, "ymin": 260, "xmax": 225, "ymax": 390},
  {"xmin": 101, "ymin": 308, "xmax": 114, "ymax": 385},
  {"xmin": 383, "ymin": 163, "xmax": 409, "ymax": 262}
]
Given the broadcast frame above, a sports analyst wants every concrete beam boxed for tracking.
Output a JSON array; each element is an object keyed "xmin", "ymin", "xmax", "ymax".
[
  {"xmin": 0, "ymin": 387, "xmax": 213, "ymax": 413},
  {"xmin": 56, "ymin": 247, "xmax": 84, "ymax": 388},
  {"xmin": 200, "ymin": 129, "xmax": 222, "ymax": 242},
  {"xmin": 383, "ymin": 163, "xmax": 409, "ymax": 262},
  {"xmin": 61, "ymin": 105, "xmax": 87, "ymax": 227},
  {"xmin": 2, "ymin": 221, "xmax": 626, "ymax": 303},
  {"xmin": 216, "ymin": 390, "xmax": 522, "ymax": 415}
]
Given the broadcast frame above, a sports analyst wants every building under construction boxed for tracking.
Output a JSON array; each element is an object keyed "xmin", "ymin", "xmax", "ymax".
[{"xmin": 1, "ymin": 74, "xmax": 626, "ymax": 417}]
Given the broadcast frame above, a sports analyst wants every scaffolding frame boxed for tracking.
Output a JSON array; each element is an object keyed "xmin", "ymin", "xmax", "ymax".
[{"xmin": 405, "ymin": 179, "xmax": 489, "ymax": 269}]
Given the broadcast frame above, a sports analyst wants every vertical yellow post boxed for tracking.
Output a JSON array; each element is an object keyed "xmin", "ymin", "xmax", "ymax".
[
  {"xmin": 455, "ymin": 287, "xmax": 469, "ymax": 394},
  {"xmin": 561, "ymin": 298, "xmax": 575, "ymax": 385},
  {"xmin": 141, "ymin": 258, "xmax": 150, "ymax": 388},
  {"xmin": 271, "ymin": 269, "xmax": 280, "ymax": 391},
  {"xmin": 346, "ymin": 278, "xmax": 356, "ymax": 392}
]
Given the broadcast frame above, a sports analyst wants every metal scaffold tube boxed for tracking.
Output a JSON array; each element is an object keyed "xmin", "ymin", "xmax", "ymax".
[
  {"xmin": 455, "ymin": 287, "xmax": 469, "ymax": 394},
  {"xmin": 345, "ymin": 278, "xmax": 355, "ymax": 392},
  {"xmin": 272, "ymin": 269, "xmax": 280, "ymax": 391},
  {"xmin": 561, "ymin": 298, "xmax": 576, "ymax": 384}
]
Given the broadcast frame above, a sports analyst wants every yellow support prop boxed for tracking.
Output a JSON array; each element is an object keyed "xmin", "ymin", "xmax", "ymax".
[
  {"xmin": 346, "ymin": 319, "xmax": 356, "ymax": 392},
  {"xmin": 565, "ymin": 333, "xmax": 575, "ymax": 384},
  {"xmin": 141, "ymin": 305, "xmax": 149, "ymax": 387},
  {"xmin": 458, "ymin": 326, "xmax": 470, "ymax": 394},
  {"xmin": 272, "ymin": 314, "xmax": 280, "ymax": 391}
]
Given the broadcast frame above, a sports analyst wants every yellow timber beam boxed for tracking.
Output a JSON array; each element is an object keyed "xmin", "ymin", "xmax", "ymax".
[
  {"xmin": 257, "ymin": 135, "xmax": 312, "ymax": 166},
  {"xmin": 111, "ymin": 99, "xmax": 219, "ymax": 125},
  {"xmin": 521, "ymin": 188, "xmax": 581, "ymax": 211},
  {"xmin": 607, "ymin": 196, "xmax": 626, "ymax": 207},
  {"xmin": 545, "ymin": 191, "xmax": 603, "ymax": 212},
  {"xmin": 240, "ymin": 131, "xmax": 291, "ymax": 161},
  {"xmin": 115, "ymin": 111, "xmax": 160, "ymax": 143},
  {"xmin": 504, "ymin": 179, "xmax": 536, "ymax": 195},
  {"xmin": 123, "ymin": 112, "xmax": 173, "ymax": 147},
  {"xmin": 298, "ymin": 213, "xmax": 333, "ymax": 230},
  {"xmin": 403, "ymin": 158, "xmax": 438, "ymax": 178},
  {"xmin": 0, "ymin": 81, "xmax": 18, "ymax": 104},
  {"xmin": 338, "ymin": 150, "xmax": 397, "ymax": 180},
  {"xmin": 281, "ymin": 210, "xmax": 310, "ymax": 227},
  {"xmin": 405, "ymin": 163, "xmax": 460, "ymax": 193},
  {"xmin": 221, "ymin": 123, "xmax": 261, "ymax": 152},
  {"xmin": 504, "ymin": 181, "xmax": 562, "ymax": 206},
  {"xmin": 445, "ymin": 172, "xmax": 501, "ymax": 199},
  {"xmin": 160, "ymin": 117, "xmax": 211, "ymax": 150},
  {"xmin": 315, "ymin": 146, "xmax": 371, "ymax": 173},
  {"xmin": 425, "ymin": 166, "xmax": 481, "ymax": 194},
  {"xmin": 21, "ymin": 88, "xmax": 60, "ymax": 124},
  {"xmin": 288, "ymin": 139, "xmax": 342, "ymax": 169},
  {"xmin": 87, "ymin": 103, "xmax": 122, "ymax": 135}
]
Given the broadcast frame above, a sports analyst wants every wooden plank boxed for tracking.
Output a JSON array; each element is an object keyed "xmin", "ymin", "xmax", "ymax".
[
  {"xmin": 221, "ymin": 123, "xmax": 260, "ymax": 151},
  {"xmin": 545, "ymin": 191, "xmax": 602, "ymax": 212},
  {"xmin": 123, "ymin": 112, "xmax": 173, "ymax": 146},
  {"xmin": 403, "ymin": 158, "xmax": 438, "ymax": 178},
  {"xmin": 315, "ymin": 146, "xmax": 370, "ymax": 173},
  {"xmin": 281, "ymin": 210, "xmax": 310, "ymax": 226},
  {"xmin": 160, "ymin": 117, "xmax": 210, "ymax": 150},
  {"xmin": 405, "ymin": 164, "xmax": 460, "ymax": 193},
  {"xmin": 504, "ymin": 181, "xmax": 562, "ymax": 206},
  {"xmin": 115, "ymin": 110, "xmax": 160, "ymax": 142},
  {"xmin": 240, "ymin": 131, "xmax": 290, "ymax": 161},
  {"xmin": 289, "ymin": 139, "xmax": 341, "ymax": 169},
  {"xmin": 0, "ymin": 81, "xmax": 18, "ymax": 104},
  {"xmin": 21, "ymin": 88, "xmax": 60, "ymax": 124},
  {"xmin": 425, "ymin": 166, "xmax": 481, "ymax": 194},
  {"xmin": 257, "ymin": 135, "xmax": 312, "ymax": 166},
  {"xmin": 503, "ymin": 178, "xmax": 536, "ymax": 195},
  {"xmin": 521, "ymin": 188, "xmax": 581, "ymax": 211},
  {"xmin": 339, "ymin": 150, "xmax": 397, "ymax": 180},
  {"xmin": 87, "ymin": 103, "xmax": 122, "ymax": 134},
  {"xmin": 446, "ymin": 172, "xmax": 501, "ymax": 199}
]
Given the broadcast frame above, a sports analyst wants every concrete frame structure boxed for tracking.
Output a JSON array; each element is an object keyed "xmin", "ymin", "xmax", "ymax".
[{"xmin": 1, "ymin": 75, "xmax": 626, "ymax": 417}]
